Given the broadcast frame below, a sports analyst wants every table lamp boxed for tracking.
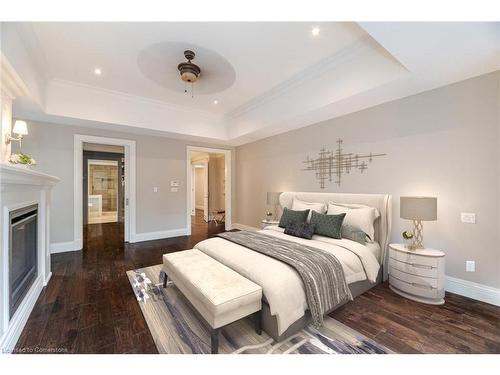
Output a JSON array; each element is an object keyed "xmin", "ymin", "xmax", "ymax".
[
  {"xmin": 400, "ymin": 196, "xmax": 437, "ymax": 250},
  {"xmin": 266, "ymin": 192, "xmax": 282, "ymax": 221}
]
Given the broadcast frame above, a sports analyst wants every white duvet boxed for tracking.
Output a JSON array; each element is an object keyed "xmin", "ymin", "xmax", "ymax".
[{"xmin": 194, "ymin": 225, "xmax": 380, "ymax": 335}]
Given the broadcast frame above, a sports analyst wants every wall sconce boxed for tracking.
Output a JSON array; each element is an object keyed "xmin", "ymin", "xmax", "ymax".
[{"xmin": 5, "ymin": 120, "xmax": 29, "ymax": 149}]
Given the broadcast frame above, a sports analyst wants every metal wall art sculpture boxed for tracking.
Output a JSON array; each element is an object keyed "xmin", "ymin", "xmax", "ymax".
[{"xmin": 302, "ymin": 139, "xmax": 386, "ymax": 188}]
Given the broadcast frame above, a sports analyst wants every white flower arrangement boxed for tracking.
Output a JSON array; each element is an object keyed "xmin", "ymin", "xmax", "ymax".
[{"xmin": 9, "ymin": 152, "xmax": 37, "ymax": 166}]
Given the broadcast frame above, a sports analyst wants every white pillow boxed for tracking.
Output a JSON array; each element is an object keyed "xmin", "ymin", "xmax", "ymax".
[
  {"xmin": 292, "ymin": 198, "xmax": 326, "ymax": 221},
  {"xmin": 327, "ymin": 202, "xmax": 380, "ymax": 242}
]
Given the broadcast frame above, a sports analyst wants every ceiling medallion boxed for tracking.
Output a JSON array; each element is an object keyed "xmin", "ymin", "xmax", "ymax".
[{"xmin": 177, "ymin": 50, "xmax": 201, "ymax": 98}]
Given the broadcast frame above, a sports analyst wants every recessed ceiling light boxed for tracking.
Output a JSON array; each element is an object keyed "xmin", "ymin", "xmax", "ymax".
[
  {"xmin": 94, "ymin": 67, "xmax": 102, "ymax": 76},
  {"xmin": 311, "ymin": 27, "xmax": 320, "ymax": 37},
  {"xmin": 213, "ymin": 100, "xmax": 218, "ymax": 105}
]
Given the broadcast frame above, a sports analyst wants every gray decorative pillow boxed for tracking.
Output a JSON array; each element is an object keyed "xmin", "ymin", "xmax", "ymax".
[
  {"xmin": 341, "ymin": 224, "xmax": 368, "ymax": 245},
  {"xmin": 310, "ymin": 211, "xmax": 346, "ymax": 239},
  {"xmin": 284, "ymin": 222, "xmax": 315, "ymax": 240},
  {"xmin": 278, "ymin": 207, "xmax": 310, "ymax": 228}
]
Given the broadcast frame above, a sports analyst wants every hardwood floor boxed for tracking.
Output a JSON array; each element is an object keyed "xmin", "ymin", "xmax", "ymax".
[
  {"xmin": 330, "ymin": 283, "xmax": 500, "ymax": 353},
  {"xmin": 15, "ymin": 216, "xmax": 500, "ymax": 354},
  {"xmin": 14, "ymin": 214, "xmax": 225, "ymax": 354}
]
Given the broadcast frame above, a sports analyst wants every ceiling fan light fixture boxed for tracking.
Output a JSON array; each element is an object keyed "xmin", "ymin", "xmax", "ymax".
[{"xmin": 178, "ymin": 50, "xmax": 201, "ymax": 83}]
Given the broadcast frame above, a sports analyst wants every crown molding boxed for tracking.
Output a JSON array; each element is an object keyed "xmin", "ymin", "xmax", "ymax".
[
  {"xmin": 0, "ymin": 53, "xmax": 30, "ymax": 99},
  {"xmin": 13, "ymin": 23, "xmax": 50, "ymax": 82},
  {"xmin": 48, "ymin": 78, "xmax": 223, "ymax": 121},
  {"xmin": 225, "ymin": 37, "xmax": 375, "ymax": 121}
]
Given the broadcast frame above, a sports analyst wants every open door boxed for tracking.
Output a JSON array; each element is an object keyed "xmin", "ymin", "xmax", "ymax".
[
  {"xmin": 203, "ymin": 159, "xmax": 209, "ymax": 222},
  {"xmin": 190, "ymin": 166, "xmax": 196, "ymax": 216}
]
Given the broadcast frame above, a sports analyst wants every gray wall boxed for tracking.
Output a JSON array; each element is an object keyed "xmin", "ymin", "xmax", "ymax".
[
  {"xmin": 234, "ymin": 71, "xmax": 500, "ymax": 288},
  {"xmin": 12, "ymin": 121, "xmax": 233, "ymax": 243}
]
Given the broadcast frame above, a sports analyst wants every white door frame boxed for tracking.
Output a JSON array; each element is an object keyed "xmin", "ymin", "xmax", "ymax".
[
  {"xmin": 74, "ymin": 134, "xmax": 136, "ymax": 248},
  {"xmin": 186, "ymin": 146, "xmax": 231, "ymax": 234}
]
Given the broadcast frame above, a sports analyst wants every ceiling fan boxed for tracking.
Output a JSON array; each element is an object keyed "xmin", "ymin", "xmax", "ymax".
[{"xmin": 177, "ymin": 50, "xmax": 201, "ymax": 97}]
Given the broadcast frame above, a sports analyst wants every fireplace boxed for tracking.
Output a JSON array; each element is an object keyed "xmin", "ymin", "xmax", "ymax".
[{"xmin": 9, "ymin": 204, "xmax": 38, "ymax": 318}]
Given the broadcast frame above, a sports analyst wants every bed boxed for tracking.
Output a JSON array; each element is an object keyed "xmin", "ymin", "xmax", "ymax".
[{"xmin": 194, "ymin": 192, "xmax": 392, "ymax": 341}]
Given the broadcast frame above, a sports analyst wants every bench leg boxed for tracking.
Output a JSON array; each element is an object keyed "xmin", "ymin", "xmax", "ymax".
[
  {"xmin": 162, "ymin": 271, "xmax": 168, "ymax": 288},
  {"xmin": 211, "ymin": 328, "xmax": 220, "ymax": 354},
  {"xmin": 254, "ymin": 310, "xmax": 262, "ymax": 336}
]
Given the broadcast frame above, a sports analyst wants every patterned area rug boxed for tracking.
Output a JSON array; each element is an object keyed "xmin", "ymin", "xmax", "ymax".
[{"xmin": 126, "ymin": 264, "xmax": 393, "ymax": 354}]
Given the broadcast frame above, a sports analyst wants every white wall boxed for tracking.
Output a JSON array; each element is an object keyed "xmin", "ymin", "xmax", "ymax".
[
  {"xmin": 11, "ymin": 120, "xmax": 233, "ymax": 244},
  {"xmin": 235, "ymin": 71, "xmax": 500, "ymax": 289}
]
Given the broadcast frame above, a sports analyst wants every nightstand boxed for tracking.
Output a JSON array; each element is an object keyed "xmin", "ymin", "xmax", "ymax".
[
  {"xmin": 261, "ymin": 220, "xmax": 279, "ymax": 229},
  {"xmin": 388, "ymin": 243, "xmax": 445, "ymax": 305}
]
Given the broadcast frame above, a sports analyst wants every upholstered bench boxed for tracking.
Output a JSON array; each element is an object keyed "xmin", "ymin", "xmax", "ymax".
[{"xmin": 162, "ymin": 249, "xmax": 263, "ymax": 353}]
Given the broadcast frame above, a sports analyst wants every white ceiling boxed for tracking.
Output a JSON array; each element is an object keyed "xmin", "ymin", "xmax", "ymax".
[
  {"xmin": 3, "ymin": 22, "xmax": 500, "ymax": 145},
  {"xmin": 28, "ymin": 22, "xmax": 367, "ymax": 114}
]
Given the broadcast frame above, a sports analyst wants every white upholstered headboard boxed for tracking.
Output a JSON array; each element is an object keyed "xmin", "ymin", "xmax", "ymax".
[{"xmin": 279, "ymin": 192, "xmax": 393, "ymax": 267}]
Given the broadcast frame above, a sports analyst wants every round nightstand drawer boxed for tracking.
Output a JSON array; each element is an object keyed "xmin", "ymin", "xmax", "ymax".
[
  {"xmin": 389, "ymin": 275, "xmax": 440, "ymax": 300},
  {"xmin": 389, "ymin": 257, "xmax": 439, "ymax": 278},
  {"xmin": 390, "ymin": 248, "xmax": 440, "ymax": 268},
  {"xmin": 390, "ymin": 267, "xmax": 438, "ymax": 288}
]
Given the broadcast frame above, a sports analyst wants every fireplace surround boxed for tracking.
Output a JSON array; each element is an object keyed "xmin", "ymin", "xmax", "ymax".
[{"xmin": 0, "ymin": 164, "xmax": 59, "ymax": 352}]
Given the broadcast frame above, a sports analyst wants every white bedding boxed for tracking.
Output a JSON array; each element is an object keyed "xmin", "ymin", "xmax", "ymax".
[{"xmin": 194, "ymin": 226, "xmax": 380, "ymax": 335}]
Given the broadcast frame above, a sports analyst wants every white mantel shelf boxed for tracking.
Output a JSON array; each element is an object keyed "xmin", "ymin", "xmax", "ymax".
[{"xmin": 0, "ymin": 163, "xmax": 60, "ymax": 188}]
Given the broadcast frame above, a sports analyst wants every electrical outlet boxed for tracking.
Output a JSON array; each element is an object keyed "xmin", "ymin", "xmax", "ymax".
[
  {"xmin": 461, "ymin": 213, "xmax": 476, "ymax": 224},
  {"xmin": 466, "ymin": 261, "xmax": 476, "ymax": 272}
]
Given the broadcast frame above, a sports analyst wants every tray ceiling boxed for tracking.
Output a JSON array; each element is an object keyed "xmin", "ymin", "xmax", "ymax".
[{"xmin": 4, "ymin": 22, "xmax": 500, "ymax": 145}]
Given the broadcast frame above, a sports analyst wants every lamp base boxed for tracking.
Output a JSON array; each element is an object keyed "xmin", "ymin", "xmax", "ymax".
[{"xmin": 407, "ymin": 220, "xmax": 424, "ymax": 250}]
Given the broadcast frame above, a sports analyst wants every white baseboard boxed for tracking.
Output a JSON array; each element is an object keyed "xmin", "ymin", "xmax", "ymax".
[
  {"xmin": 50, "ymin": 240, "xmax": 81, "ymax": 254},
  {"xmin": 445, "ymin": 276, "xmax": 500, "ymax": 306},
  {"xmin": 44, "ymin": 272, "xmax": 52, "ymax": 287},
  {"xmin": 0, "ymin": 275, "xmax": 44, "ymax": 352},
  {"xmin": 132, "ymin": 228, "xmax": 189, "ymax": 243},
  {"xmin": 230, "ymin": 223, "xmax": 259, "ymax": 231}
]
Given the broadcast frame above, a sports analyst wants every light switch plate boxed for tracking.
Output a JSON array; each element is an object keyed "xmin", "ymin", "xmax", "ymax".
[
  {"xmin": 153, "ymin": 187, "xmax": 158, "ymax": 193},
  {"xmin": 466, "ymin": 260, "xmax": 476, "ymax": 272},
  {"xmin": 170, "ymin": 187, "xmax": 178, "ymax": 193},
  {"xmin": 461, "ymin": 213, "xmax": 476, "ymax": 224}
]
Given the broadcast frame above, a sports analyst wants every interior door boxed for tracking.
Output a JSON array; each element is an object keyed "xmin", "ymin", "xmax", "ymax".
[
  {"xmin": 203, "ymin": 160, "xmax": 209, "ymax": 222},
  {"xmin": 190, "ymin": 166, "xmax": 196, "ymax": 216}
]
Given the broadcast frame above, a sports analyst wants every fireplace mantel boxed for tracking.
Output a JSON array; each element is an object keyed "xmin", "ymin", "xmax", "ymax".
[
  {"xmin": 0, "ymin": 162, "xmax": 59, "ymax": 352},
  {"xmin": 0, "ymin": 163, "xmax": 60, "ymax": 190}
]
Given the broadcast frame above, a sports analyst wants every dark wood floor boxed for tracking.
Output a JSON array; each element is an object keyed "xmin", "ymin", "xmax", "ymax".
[
  {"xmin": 15, "ymin": 212, "xmax": 224, "ymax": 354},
  {"xmin": 15, "ymin": 213, "xmax": 500, "ymax": 354},
  {"xmin": 330, "ymin": 283, "xmax": 500, "ymax": 353}
]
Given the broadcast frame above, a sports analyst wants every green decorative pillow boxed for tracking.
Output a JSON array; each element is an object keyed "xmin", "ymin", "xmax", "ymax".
[
  {"xmin": 341, "ymin": 224, "xmax": 368, "ymax": 245},
  {"xmin": 278, "ymin": 207, "xmax": 310, "ymax": 228},
  {"xmin": 310, "ymin": 211, "xmax": 346, "ymax": 239}
]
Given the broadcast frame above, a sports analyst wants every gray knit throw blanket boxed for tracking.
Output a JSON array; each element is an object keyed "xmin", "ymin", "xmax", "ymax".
[{"xmin": 217, "ymin": 231, "xmax": 352, "ymax": 327}]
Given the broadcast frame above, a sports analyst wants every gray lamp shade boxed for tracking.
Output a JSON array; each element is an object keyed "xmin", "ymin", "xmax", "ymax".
[
  {"xmin": 267, "ymin": 192, "xmax": 282, "ymax": 206},
  {"xmin": 400, "ymin": 196, "xmax": 437, "ymax": 221}
]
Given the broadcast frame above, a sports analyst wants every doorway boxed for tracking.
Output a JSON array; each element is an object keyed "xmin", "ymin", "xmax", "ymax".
[
  {"xmin": 74, "ymin": 135, "xmax": 136, "ymax": 249},
  {"xmin": 187, "ymin": 146, "xmax": 231, "ymax": 234},
  {"xmin": 83, "ymin": 146, "xmax": 125, "ymax": 225}
]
